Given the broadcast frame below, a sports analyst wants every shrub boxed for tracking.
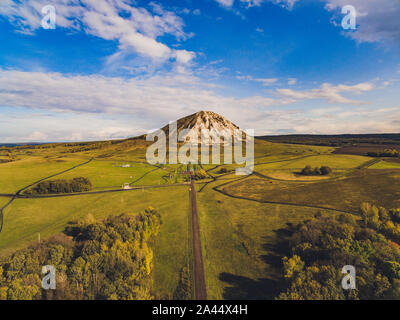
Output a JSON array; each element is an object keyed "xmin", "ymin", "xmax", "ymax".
[
  {"xmin": 320, "ymin": 166, "xmax": 332, "ymax": 175},
  {"xmin": 301, "ymin": 165, "xmax": 313, "ymax": 175},
  {"xmin": 217, "ymin": 167, "xmax": 228, "ymax": 174},
  {"xmin": 367, "ymin": 149, "xmax": 400, "ymax": 158},
  {"xmin": 300, "ymin": 165, "xmax": 332, "ymax": 176}
]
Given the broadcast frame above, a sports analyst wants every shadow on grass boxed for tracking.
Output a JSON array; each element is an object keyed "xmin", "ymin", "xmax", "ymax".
[
  {"xmin": 261, "ymin": 223, "xmax": 294, "ymax": 269},
  {"xmin": 218, "ymin": 223, "xmax": 295, "ymax": 300},
  {"xmin": 219, "ymin": 273, "xmax": 280, "ymax": 300}
]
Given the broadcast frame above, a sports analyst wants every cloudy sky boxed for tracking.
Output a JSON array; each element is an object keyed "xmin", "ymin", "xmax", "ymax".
[{"xmin": 0, "ymin": 0, "xmax": 399, "ymax": 142}]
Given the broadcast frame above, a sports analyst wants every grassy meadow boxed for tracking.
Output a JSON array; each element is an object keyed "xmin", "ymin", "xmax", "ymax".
[
  {"xmin": 0, "ymin": 156, "xmax": 85, "ymax": 193},
  {"xmin": 222, "ymin": 169, "xmax": 400, "ymax": 213},
  {"xmin": 0, "ymin": 186, "xmax": 190, "ymax": 298},
  {"xmin": 369, "ymin": 159, "xmax": 400, "ymax": 169},
  {"xmin": 43, "ymin": 160, "xmax": 164, "ymax": 190},
  {"xmin": 197, "ymin": 177, "xmax": 345, "ymax": 299},
  {"xmin": 0, "ymin": 197, "xmax": 10, "ymax": 208},
  {"xmin": 1, "ymin": 137, "xmax": 399, "ymax": 299}
]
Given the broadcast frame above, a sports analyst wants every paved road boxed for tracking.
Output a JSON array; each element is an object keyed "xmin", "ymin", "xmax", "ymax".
[{"xmin": 190, "ymin": 178, "xmax": 207, "ymax": 300}]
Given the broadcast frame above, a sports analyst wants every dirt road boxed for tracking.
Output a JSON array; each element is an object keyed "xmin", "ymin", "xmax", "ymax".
[
  {"xmin": 190, "ymin": 178, "xmax": 207, "ymax": 300},
  {"xmin": 0, "ymin": 158, "xmax": 93, "ymax": 233}
]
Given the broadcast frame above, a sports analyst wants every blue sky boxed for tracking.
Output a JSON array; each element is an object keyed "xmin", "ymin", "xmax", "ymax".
[{"xmin": 0, "ymin": 0, "xmax": 399, "ymax": 142}]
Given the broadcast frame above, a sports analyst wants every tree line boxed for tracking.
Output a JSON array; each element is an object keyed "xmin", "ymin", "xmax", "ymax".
[
  {"xmin": 0, "ymin": 208, "xmax": 161, "ymax": 300},
  {"xmin": 277, "ymin": 204, "xmax": 400, "ymax": 300},
  {"xmin": 23, "ymin": 177, "xmax": 92, "ymax": 195},
  {"xmin": 300, "ymin": 165, "xmax": 332, "ymax": 176},
  {"xmin": 257, "ymin": 134, "xmax": 400, "ymax": 147},
  {"xmin": 367, "ymin": 149, "xmax": 400, "ymax": 158}
]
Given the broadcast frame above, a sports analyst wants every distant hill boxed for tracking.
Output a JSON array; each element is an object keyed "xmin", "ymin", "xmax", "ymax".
[
  {"xmin": 257, "ymin": 133, "xmax": 400, "ymax": 147},
  {"xmin": 0, "ymin": 143, "xmax": 44, "ymax": 148}
]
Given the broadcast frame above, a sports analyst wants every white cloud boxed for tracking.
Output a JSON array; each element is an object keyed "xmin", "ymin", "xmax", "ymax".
[
  {"xmin": 290, "ymin": 107, "xmax": 400, "ymax": 134},
  {"xmin": 269, "ymin": 0, "xmax": 299, "ymax": 9},
  {"xmin": 240, "ymin": 0, "xmax": 264, "ymax": 7},
  {"xmin": 257, "ymin": 0, "xmax": 400, "ymax": 43},
  {"xmin": 0, "ymin": 69, "xmax": 391, "ymax": 141},
  {"xmin": 288, "ymin": 78, "xmax": 297, "ymax": 85},
  {"xmin": 219, "ymin": 0, "xmax": 400, "ymax": 44},
  {"xmin": 0, "ymin": 70, "xmax": 379, "ymax": 122},
  {"xmin": 218, "ymin": 0, "xmax": 298, "ymax": 9},
  {"xmin": 240, "ymin": 0, "xmax": 299, "ymax": 9},
  {"xmin": 174, "ymin": 50, "xmax": 196, "ymax": 64},
  {"xmin": 237, "ymin": 75, "xmax": 278, "ymax": 86},
  {"xmin": 0, "ymin": 111, "xmax": 147, "ymax": 142},
  {"xmin": 257, "ymin": 78, "xmax": 278, "ymax": 86},
  {"xmin": 0, "ymin": 69, "xmax": 291, "ymax": 123},
  {"xmin": 215, "ymin": 0, "xmax": 235, "ymax": 7},
  {"xmin": 323, "ymin": 0, "xmax": 400, "ymax": 44},
  {"xmin": 276, "ymin": 82, "xmax": 375, "ymax": 105},
  {"xmin": 0, "ymin": 0, "xmax": 195, "ymax": 64},
  {"xmin": 27, "ymin": 131, "xmax": 48, "ymax": 141}
]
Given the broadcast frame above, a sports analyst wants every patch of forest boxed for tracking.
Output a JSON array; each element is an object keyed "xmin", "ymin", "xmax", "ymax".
[
  {"xmin": 300, "ymin": 165, "xmax": 332, "ymax": 176},
  {"xmin": 276, "ymin": 204, "xmax": 400, "ymax": 300},
  {"xmin": 367, "ymin": 149, "xmax": 400, "ymax": 158},
  {"xmin": 23, "ymin": 177, "xmax": 92, "ymax": 195},
  {"xmin": 257, "ymin": 134, "xmax": 400, "ymax": 147},
  {"xmin": 0, "ymin": 209, "xmax": 161, "ymax": 300}
]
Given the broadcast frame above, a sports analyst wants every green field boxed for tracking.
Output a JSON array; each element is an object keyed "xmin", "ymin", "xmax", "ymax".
[
  {"xmin": 0, "ymin": 197, "xmax": 10, "ymax": 208},
  {"xmin": 253, "ymin": 140, "xmax": 334, "ymax": 159},
  {"xmin": 42, "ymin": 160, "xmax": 164, "ymax": 190},
  {"xmin": 369, "ymin": 159, "xmax": 400, "ymax": 169},
  {"xmin": 0, "ymin": 186, "xmax": 190, "ymax": 298},
  {"xmin": 0, "ymin": 157, "xmax": 85, "ymax": 193},
  {"xmin": 221, "ymin": 169, "xmax": 400, "ymax": 213},
  {"xmin": 197, "ymin": 177, "xmax": 343, "ymax": 299},
  {"xmin": 277, "ymin": 154, "xmax": 371, "ymax": 169},
  {"xmin": 1, "ymin": 137, "xmax": 400, "ymax": 300}
]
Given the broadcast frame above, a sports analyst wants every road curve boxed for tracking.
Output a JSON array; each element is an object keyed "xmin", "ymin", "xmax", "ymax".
[{"xmin": 0, "ymin": 158, "xmax": 93, "ymax": 233}]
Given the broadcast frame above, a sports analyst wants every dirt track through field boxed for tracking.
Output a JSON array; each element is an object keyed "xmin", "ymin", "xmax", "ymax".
[
  {"xmin": 190, "ymin": 178, "xmax": 207, "ymax": 300},
  {"xmin": 0, "ymin": 158, "xmax": 93, "ymax": 233}
]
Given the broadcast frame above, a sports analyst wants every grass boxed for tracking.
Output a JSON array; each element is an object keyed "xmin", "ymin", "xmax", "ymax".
[
  {"xmin": 222, "ymin": 169, "xmax": 400, "ymax": 213},
  {"xmin": 1, "ymin": 137, "xmax": 400, "ymax": 300},
  {"xmin": 276, "ymin": 154, "xmax": 372, "ymax": 170},
  {"xmin": 0, "ymin": 156, "xmax": 85, "ymax": 193},
  {"xmin": 253, "ymin": 140, "xmax": 334, "ymax": 159},
  {"xmin": 369, "ymin": 159, "xmax": 400, "ymax": 169},
  {"xmin": 256, "ymin": 170, "xmax": 334, "ymax": 181},
  {"xmin": 0, "ymin": 186, "xmax": 190, "ymax": 299},
  {"xmin": 0, "ymin": 197, "xmax": 10, "ymax": 208},
  {"xmin": 197, "ymin": 178, "xmax": 342, "ymax": 299},
  {"xmin": 130, "ymin": 167, "xmax": 167, "ymax": 186},
  {"xmin": 41, "ymin": 160, "xmax": 161, "ymax": 190}
]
